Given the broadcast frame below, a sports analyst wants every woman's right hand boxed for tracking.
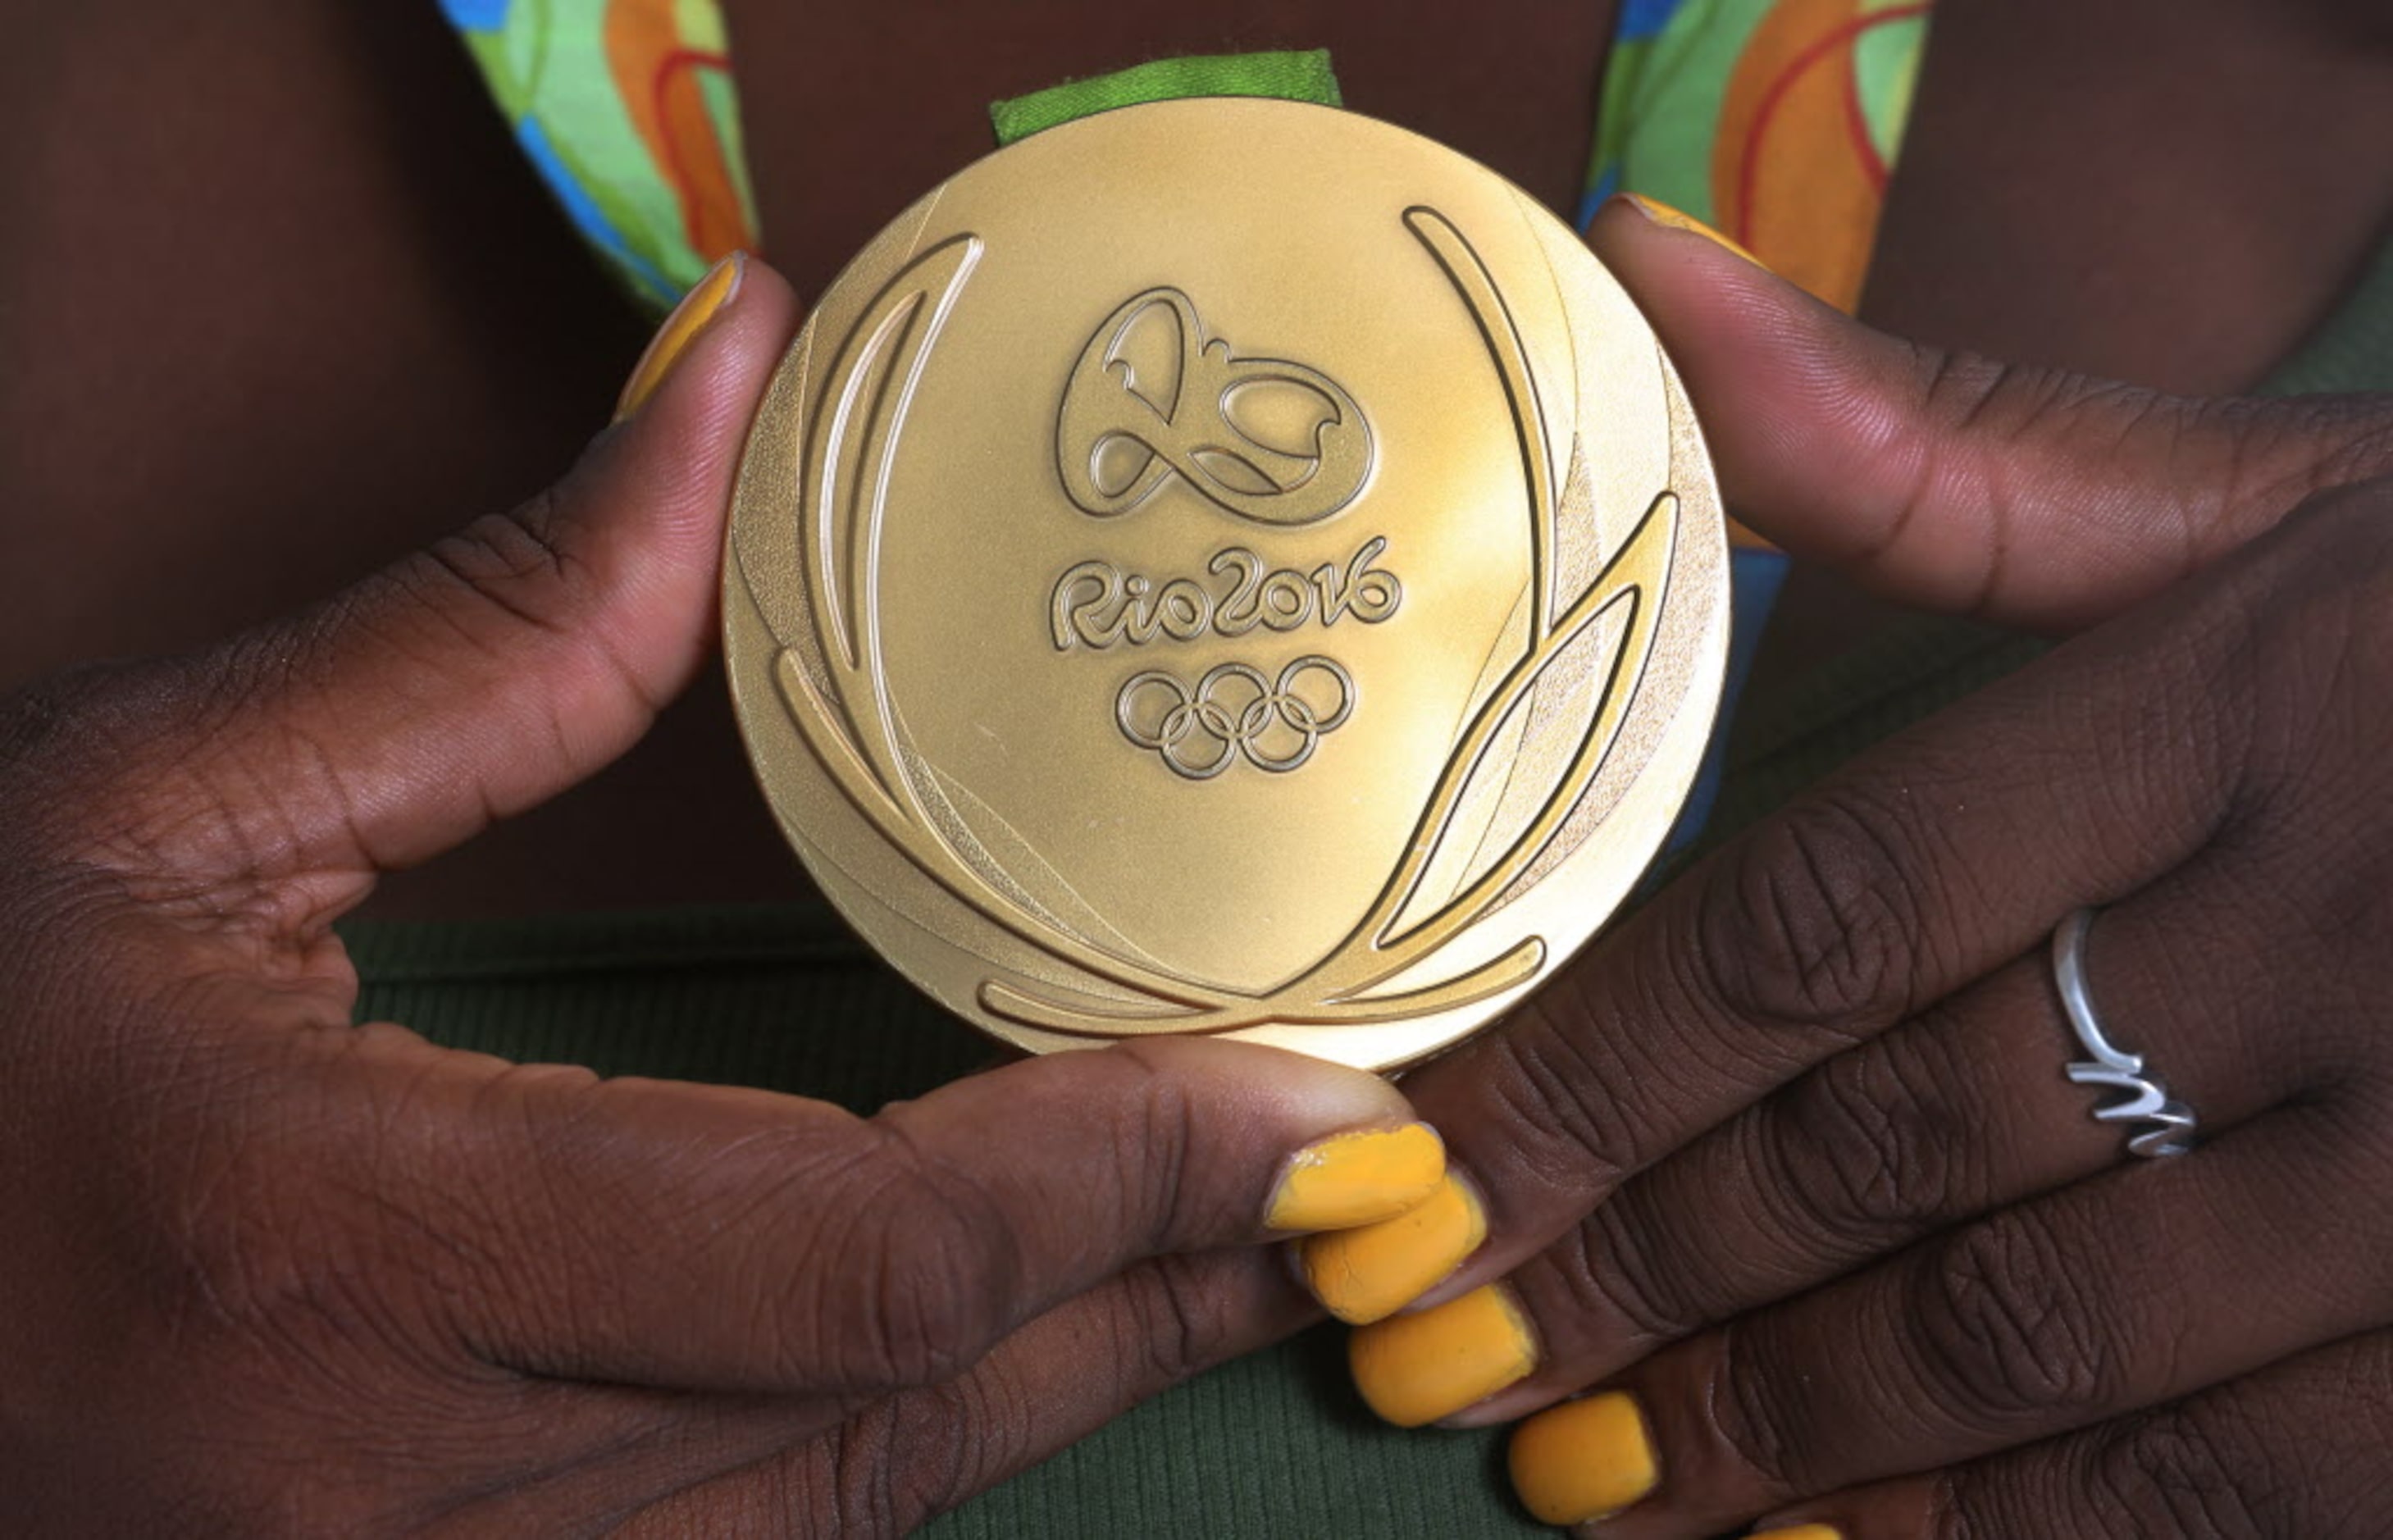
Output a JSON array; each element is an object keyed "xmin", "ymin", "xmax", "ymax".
[{"xmin": 0, "ymin": 257, "xmax": 1442, "ymax": 1536}]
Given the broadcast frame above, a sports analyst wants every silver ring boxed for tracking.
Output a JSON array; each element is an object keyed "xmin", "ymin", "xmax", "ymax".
[{"xmin": 2051, "ymin": 909, "xmax": 2196, "ymax": 1159}]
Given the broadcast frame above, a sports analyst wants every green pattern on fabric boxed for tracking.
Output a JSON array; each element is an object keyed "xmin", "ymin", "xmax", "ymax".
[
  {"xmin": 1592, "ymin": 8, "xmax": 1745, "ymax": 221},
  {"xmin": 2262, "ymin": 238, "xmax": 2393, "ymax": 399},
  {"xmin": 441, "ymin": 0, "xmax": 754, "ymax": 308},
  {"xmin": 990, "ymin": 49, "xmax": 1342, "ymax": 147}
]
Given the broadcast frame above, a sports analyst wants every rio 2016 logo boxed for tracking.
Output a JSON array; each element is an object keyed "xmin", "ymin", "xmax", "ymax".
[
  {"xmin": 1055, "ymin": 287, "xmax": 1374, "ymax": 527},
  {"xmin": 1054, "ymin": 286, "xmax": 1390, "ymax": 777}
]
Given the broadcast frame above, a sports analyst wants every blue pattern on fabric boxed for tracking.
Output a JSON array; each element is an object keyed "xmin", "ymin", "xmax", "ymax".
[
  {"xmin": 1618, "ymin": 0, "xmax": 1693, "ymax": 41},
  {"xmin": 514, "ymin": 117, "xmax": 674, "ymax": 302},
  {"xmin": 1648, "ymin": 546, "xmax": 1793, "ymax": 881},
  {"xmin": 437, "ymin": 0, "xmax": 513, "ymax": 30}
]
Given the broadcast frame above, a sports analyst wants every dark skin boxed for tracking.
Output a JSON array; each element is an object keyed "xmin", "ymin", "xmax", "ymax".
[
  {"xmin": 4, "ymin": 0, "xmax": 2388, "ymax": 914},
  {"xmin": 6, "ymin": 2, "xmax": 2393, "ymax": 1533}
]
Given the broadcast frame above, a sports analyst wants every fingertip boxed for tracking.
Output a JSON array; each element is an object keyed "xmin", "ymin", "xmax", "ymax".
[
  {"xmin": 1264, "ymin": 1121, "xmax": 1446, "ymax": 1232},
  {"xmin": 1593, "ymin": 193, "xmax": 1773, "ymax": 273},
  {"xmin": 614, "ymin": 252, "xmax": 748, "ymax": 424},
  {"xmin": 1296, "ymin": 1168, "xmax": 1486, "ymax": 1322}
]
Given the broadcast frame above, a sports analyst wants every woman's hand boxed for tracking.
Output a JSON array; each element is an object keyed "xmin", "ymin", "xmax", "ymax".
[
  {"xmin": 1307, "ymin": 203, "xmax": 2393, "ymax": 1538},
  {"xmin": 0, "ymin": 257, "xmax": 1444, "ymax": 1537}
]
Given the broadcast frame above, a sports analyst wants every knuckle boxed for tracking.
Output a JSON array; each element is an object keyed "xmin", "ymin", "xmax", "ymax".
[
  {"xmin": 1695, "ymin": 786, "xmax": 1931, "ymax": 1038},
  {"xmin": 2226, "ymin": 398, "xmax": 2393, "ymax": 525},
  {"xmin": 2079, "ymin": 1407, "xmax": 2267, "ymax": 1540},
  {"xmin": 1538, "ymin": 1199, "xmax": 1702, "ymax": 1348},
  {"xmin": 1771, "ymin": 1027, "xmax": 1969, "ymax": 1254},
  {"xmin": 823, "ymin": 1131, "xmax": 1010, "ymax": 1392},
  {"xmin": 394, "ymin": 497, "xmax": 589, "ymax": 645},
  {"xmin": 1477, "ymin": 990, "xmax": 1649, "ymax": 1187},
  {"xmin": 812, "ymin": 1408, "xmax": 908, "ymax": 1538},
  {"xmin": 1910, "ymin": 1214, "xmax": 2131, "ymax": 1437},
  {"xmin": 1928, "ymin": 1461, "xmax": 2042, "ymax": 1540},
  {"xmin": 814, "ymin": 1368, "xmax": 1042, "ymax": 1536},
  {"xmin": 2278, "ymin": 485, "xmax": 2393, "ymax": 658},
  {"xmin": 1702, "ymin": 1320, "xmax": 1820, "ymax": 1495},
  {"xmin": 1115, "ymin": 1251, "xmax": 1245, "ymax": 1388},
  {"xmin": 2213, "ymin": 479, "xmax": 2393, "ymax": 805},
  {"xmin": 1097, "ymin": 1043, "xmax": 1201, "ymax": 1242}
]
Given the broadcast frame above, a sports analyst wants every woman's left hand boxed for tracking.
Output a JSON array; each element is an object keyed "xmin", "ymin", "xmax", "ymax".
[{"xmin": 1307, "ymin": 201, "xmax": 2393, "ymax": 1538}]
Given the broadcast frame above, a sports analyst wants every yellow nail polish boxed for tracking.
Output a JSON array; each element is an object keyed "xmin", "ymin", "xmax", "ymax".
[
  {"xmin": 1508, "ymin": 1390, "xmax": 1659, "ymax": 1525},
  {"xmin": 1301, "ymin": 1171, "xmax": 1486, "ymax": 1323},
  {"xmin": 614, "ymin": 252, "xmax": 746, "ymax": 422},
  {"xmin": 1265, "ymin": 1123, "xmax": 1444, "ymax": 1231},
  {"xmin": 1616, "ymin": 193, "xmax": 1768, "ymax": 270},
  {"xmin": 1750, "ymin": 1527, "xmax": 1843, "ymax": 1540},
  {"xmin": 1348, "ymin": 1283, "xmax": 1536, "ymax": 1427}
]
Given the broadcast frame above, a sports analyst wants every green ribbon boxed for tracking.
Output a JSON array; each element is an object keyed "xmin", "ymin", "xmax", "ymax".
[{"xmin": 990, "ymin": 48, "xmax": 1342, "ymax": 147}]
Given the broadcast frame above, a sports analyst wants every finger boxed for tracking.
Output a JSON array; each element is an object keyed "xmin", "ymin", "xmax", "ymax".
[
  {"xmin": 1375, "ymin": 521, "xmax": 2270, "ymax": 1337},
  {"xmin": 611, "ymin": 1246, "xmax": 1316, "ymax": 1535},
  {"xmin": 1442, "ymin": 853, "xmax": 2315, "ymax": 1424},
  {"xmin": 34, "ymin": 254, "xmax": 798, "ymax": 904},
  {"xmin": 253, "ymin": 1023, "xmax": 1433, "ymax": 1402},
  {"xmin": 1507, "ymin": 1111, "xmax": 2386, "ymax": 1536},
  {"xmin": 1585, "ymin": 196, "xmax": 2393, "ymax": 630},
  {"xmin": 1759, "ymin": 1329, "xmax": 2393, "ymax": 1540}
]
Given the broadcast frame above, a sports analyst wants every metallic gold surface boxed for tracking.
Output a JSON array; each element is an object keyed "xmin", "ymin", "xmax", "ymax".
[{"xmin": 724, "ymin": 99, "xmax": 1729, "ymax": 1072}]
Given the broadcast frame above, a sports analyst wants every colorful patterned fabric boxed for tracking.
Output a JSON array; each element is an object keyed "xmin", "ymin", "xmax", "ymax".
[
  {"xmin": 439, "ymin": 2, "xmax": 1931, "ymax": 322},
  {"xmin": 440, "ymin": 0, "xmax": 755, "ymax": 308},
  {"xmin": 1584, "ymin": 0, "xmax": 1932, "ymax": 313}
]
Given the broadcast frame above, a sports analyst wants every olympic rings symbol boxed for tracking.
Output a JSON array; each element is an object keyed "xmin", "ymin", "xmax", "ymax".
[{"xmin": 1115, "ymin": 656, "xmax": 1356, "ymax": 779}]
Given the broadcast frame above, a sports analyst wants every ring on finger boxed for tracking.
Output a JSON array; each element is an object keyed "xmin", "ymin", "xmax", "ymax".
[{"xmin": 2051, "ymin": 906, "xmax": 2197, "ymax": 1159}]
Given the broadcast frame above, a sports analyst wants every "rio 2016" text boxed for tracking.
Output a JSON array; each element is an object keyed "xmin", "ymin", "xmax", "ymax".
[{"xmin": 1048, "ymin": 538, "xmax": 1403, "ymax": 652}]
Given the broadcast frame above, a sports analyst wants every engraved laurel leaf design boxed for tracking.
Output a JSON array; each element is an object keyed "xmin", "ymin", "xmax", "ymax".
[
  {"xmin": 977, "ymin": 209, "xmax": 1677, "ymax": 1038},
  {"xmin": 763, "ymin": 215, "xmax": 1678, "ymax": 1041},
  {"xmin": 768, "ymin": 235, "xmax": 1255, "ymax": 1022}
]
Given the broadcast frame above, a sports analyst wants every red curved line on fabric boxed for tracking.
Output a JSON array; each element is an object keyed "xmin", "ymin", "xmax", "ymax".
[
  {"xmin": 1730, "ymin": 4, "xmax": 1929, "ymax": 243},
  {"xmin": 1840, "ymin": 37, "xmax": 1888, "ymax": 191},
  {"xmin": 650, "ymin": 47, "xmax": 735, "ymax": 251}
]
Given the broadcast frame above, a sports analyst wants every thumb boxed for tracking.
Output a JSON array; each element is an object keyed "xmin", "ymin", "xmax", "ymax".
[
  {"xmin": 325, "ymin": 1028, "xmax": 1444, "ymax": 1397},
  {"xmin": 1586, "ymin": 196, "xmax": 2393, "ymax": 631},
  {"xmin": 70, "ymin": 253, "xmax": 800, "ymax": 895}
]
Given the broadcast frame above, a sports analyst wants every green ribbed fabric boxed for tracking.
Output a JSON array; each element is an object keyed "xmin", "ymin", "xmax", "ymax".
[
  {"xmin": 342, "ymin": 210, "xmax": 2393, "ymax": 1540},
  {"xmin": 989, "ymin": 49, "xmax": 1342, "ymax": 147},
  {"xmin": 2262, "ymin": 236, "xmax": 2393, "ymax": 399}
]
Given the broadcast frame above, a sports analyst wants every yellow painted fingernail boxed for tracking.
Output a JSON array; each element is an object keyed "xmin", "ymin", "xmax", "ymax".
[
  {"xmin": 1265, "ymin": 1123, "xmax": 1444, "ymax": 1232},
  {"xmin": 1349, "ymin": 1283, "xmax": 1536, "ymax": 1427},
  {"xmin": 614, "ymin": 252, "xmax": 745, "ymax": 422},
  {"xmin": 1508, "ymin": 1390, "xmax": 1659, "ymax": 1525},
  {"xmin": 1616, "ymin": 193, "xmax": 1768, "ymax": 270},
  {"xmin": 1750, "ymin": 1527, "xmax": 1843, "ymax": 1540},
  {"xmin": 1301, "ymin": 1171, "xmax": 1486, "ymax": 1323}
]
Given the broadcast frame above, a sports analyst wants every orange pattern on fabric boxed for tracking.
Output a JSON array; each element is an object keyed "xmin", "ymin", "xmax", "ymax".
[
  {"xmin": 604, "ymin": 0, "xmax": 747, "ymax": 263},
  {"xmin": 1712, "ymin": 0, "xmax": 1928, "ymax": 312}
]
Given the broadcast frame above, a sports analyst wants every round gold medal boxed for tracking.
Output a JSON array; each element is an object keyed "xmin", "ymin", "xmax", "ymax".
[{"xmin": 724, "ymin": 98, "xmax": 1729, "ymax": 1072}]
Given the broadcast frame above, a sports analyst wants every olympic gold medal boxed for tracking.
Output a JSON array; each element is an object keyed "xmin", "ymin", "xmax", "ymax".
[{"xmin": 724, "ymin": 98, "xmax": 1729, "ymax": 1072}]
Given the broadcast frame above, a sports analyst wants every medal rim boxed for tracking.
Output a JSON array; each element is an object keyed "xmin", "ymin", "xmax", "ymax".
[{"xmin": 722, "ymin": 96, "xmax": 1731, "ymax": 1072}]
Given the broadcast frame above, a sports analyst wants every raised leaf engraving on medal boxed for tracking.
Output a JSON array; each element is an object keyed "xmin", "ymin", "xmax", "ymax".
[
  {"xmin": 1056, "ymin": 287, "xmax": 1374, "ymax": 526},
  {"xmin": 1049, "ymin": 537, "xmax": 1403, "ymax": 651},
  {"xmin": 1115, "ymin": 656, "xmax": 1355, "ymax": 778},
  {"xmin": 762, "ymin": 209, "xmax": 1679, "ymax": 1041}
]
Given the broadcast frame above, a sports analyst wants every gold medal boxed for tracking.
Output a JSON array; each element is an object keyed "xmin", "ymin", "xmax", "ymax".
[{"xmin": 724, "ymin": 98, "xmax": 1728, "ymax": 1072}]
